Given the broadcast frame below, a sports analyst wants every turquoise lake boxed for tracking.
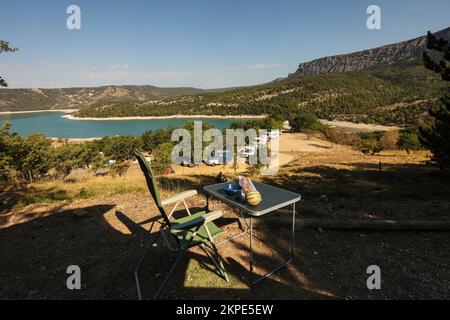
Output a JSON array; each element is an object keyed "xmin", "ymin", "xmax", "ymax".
[{"xmin": 0, "ymin": 112, "xmax": 249, "ymax": 138}]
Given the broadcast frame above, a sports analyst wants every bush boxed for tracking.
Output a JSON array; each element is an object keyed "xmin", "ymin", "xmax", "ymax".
[
  {"xmin": 290, "ymin": 111, "xmax": 326, "ymax": 138},
  {"xmin": 397, "ymin": 129, "xmax": 422, "ymax": 153},
  {"xmin": 324, "ymin": 128, "xmax": 346, "ymax": 147},
  {"xmin": 19, "ymin": 133, "xmax": 53, "ymax": 181},
  {"xmin": 419, "ymin": 31, "xmax": 450, "ymax": 169},
  {"xmin": 141, "ymin": 128, "xmax": 172, "ymax": 151},
  {"xmin": 379, "ymin": 130, "xmax": 400, "ymax": 150},
  {"xmin": 152, "ymin": 141, "xmax": 174, "ymax": 173},
  {"xmin": 92, "ymin": 135, "xmax": 143, "ymax": 162},
  {"xmin": 52, "ymin": 142, "xmax": 100, "ymax": 178}
]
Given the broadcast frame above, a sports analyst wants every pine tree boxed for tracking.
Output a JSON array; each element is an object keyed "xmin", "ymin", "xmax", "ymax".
[
  {"xmin": 0, "ymin": 40, "xmax": 18, "ymax": 87},
  {"xmin": 420, "ymin": 31, "xmax": 450, "ymax": 169}
]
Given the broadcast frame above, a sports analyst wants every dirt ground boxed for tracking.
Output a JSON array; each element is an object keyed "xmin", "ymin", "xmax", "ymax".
[
  {"xmin": 319, "ymin": 120, "xmax": 400, "ymax": 133},
  {"xmin": 1, "ymin": 135, "xmax": 449, "ymax": 300},
  {"xmin": 0, "ymin": 193, "xmax": 448, "ymax": 300}
]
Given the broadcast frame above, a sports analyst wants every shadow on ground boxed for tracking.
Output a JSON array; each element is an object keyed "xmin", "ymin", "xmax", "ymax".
[
  {"xmin": 0, "ymin": 201, "xmax": 449, "ymax": 299},
  {"xmin": 261, "ymin": 162, "xmax": 450, "ymax": 220},
  {"xmin": 0, "ymin": 162, "xmax": 449, "ymax": 299}
]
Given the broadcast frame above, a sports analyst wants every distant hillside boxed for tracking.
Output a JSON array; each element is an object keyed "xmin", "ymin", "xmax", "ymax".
[
  {"xmin": 75, "ymin": 60, "xmax": 449, "ymax": 126},
  {"xmin": 288, "ymin": 27, "xmax": 450, "ymax": 78},
  {"xmin": 0, "ymin": 85, "xmax": 207, "ymax": 112}
]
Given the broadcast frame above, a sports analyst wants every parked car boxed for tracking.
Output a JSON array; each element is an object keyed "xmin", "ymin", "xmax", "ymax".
[
  {"xmin": 204, "ymin": 150, "xmax": 232, "ymax": 166},
  {"xmin": 267, "ymin": 129, "xmax": 280, "ymax": 140},
  {"xmin": 178, "ymin": 156, "xmax": 198, "ymax": 167},
  {"xmin": 238, "ymin": 145, "xmax": 257, "ymax": 158},
  {"xmin": 253, "ymin": 136, "xmax": 268, "ymax": 145}
]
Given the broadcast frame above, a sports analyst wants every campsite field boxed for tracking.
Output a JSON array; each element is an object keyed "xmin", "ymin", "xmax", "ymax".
[{"xmin": 1, "ymin": 133, "xmax": 449, "ymax": 299}]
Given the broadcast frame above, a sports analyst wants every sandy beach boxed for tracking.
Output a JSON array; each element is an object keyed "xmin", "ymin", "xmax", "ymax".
[
  {"xmin": 49, "ymin": 137, "xmax": 102, "ymax": 143},
  {"xmin": 63, "ymin": 114, "xmax": 267, "ymax": 121}
]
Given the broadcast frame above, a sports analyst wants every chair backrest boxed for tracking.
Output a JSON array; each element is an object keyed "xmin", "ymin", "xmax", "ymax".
[{"xmin": 134, "ymin": 149, "xmax": 171, "ymax": 226}]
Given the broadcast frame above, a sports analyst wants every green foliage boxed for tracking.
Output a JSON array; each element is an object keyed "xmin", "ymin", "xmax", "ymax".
[
  {"xmin": 419, "ymin": 96, "xmax": 450, "ymax": 168},
  {"xmin": 141, "ymin": 129, "xmax": 168, "ymax": 151},
  {"xmin": 52, "ymin": 142, "xmax": 100, "ymax": 177},
  {"xmin": 0, "ymin": 40, "xmax": 18, "ymax": 87},
  {"xmin": 91, "ymin": 135, "xmax": 143, "ymax": 162},
  {"xmin": 1, "ymin": 119, "xmax": 230, "ymax": 182},
  {"xmin": 71, "ymin": 60, "xmax": 449, "ymax": 128},
  {"xmin": 356, "ymin": 132, "xmax": 383, "ymax": 155},
  {"xmin": 0, "ymin": 41, "xmax": 18, "ymax": 53},
  {"xmin": 75, "ymin": 187, "xmax": 91, "ymax": 199},
  {"xmin": 423, "ymin": 31, "xmax": 450, "ymax": 81},
  {"xmin": 18, "ymin": 133, "xmax": 53, "ymax": 181},
  {"xmin": 0, "ymin": 122, "xmax": 18, "ymax": 180},
  {"xmin": 0, "ymin": 85, "xmax": 207, "ymax": 112},
  {"xmin": 152, "ymin": 141, "xmax": 174, "ymax": 173},
  {"xmin": 290, "ymin": 111, "xmax": 319, "ymax": 132},
  {"xmin": 231, "ymin": 116, "xmax": 283, "ymax": 132},
  {"xmin": 289, "ymin": 110, "xmax": 327, "ymax": 139},
  {"xmin": 420, "ymin": 31, "xmax": 450, "ymax": 169},
  {"xmin": 397, "ymin": 129, "xmax": 422, "ymax": 153}
]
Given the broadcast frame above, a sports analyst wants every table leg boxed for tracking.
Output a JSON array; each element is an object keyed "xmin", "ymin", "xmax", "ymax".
[
  {"xmin": 249, "ymin": 216, "xmax": 253, "ymax": 284},
  {"xmin": 249, "ymin": 202, "xmax": 296, "ymax": 286},
  {"xmin": 291, "ymin": 202, "xmax": 295, "ymax": 258},
  {"xmin": 206, "ymin": 194, "xmax": 210, "ymax": 211},
  {"xmin": 216, "ymin": 208, "xmax": 249, "ymax": 247}
]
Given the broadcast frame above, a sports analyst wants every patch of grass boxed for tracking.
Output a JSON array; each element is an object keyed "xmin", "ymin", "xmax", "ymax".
[
  {"xmin": 13, "ymin": 166, "xmax": 149, "ymax": 206},
  {"xmin": 75, "ymin": 187, "xmax": 92, "ymax": 199},
  {"xmin": 18, "ymin": 189, "xmax": 70, "ymax": 205}
]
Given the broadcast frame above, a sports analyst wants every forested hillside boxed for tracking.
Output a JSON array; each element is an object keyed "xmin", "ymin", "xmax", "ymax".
[
  {"xmin": 74, "ymin": 61, "xmax": 448, "ymax": 126},
  {"xmin": 0, "ymin": 85, "xmax": 208, "ymax": 112}
]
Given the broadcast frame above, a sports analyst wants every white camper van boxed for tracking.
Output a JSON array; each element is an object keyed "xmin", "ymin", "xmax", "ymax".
[{"xmin": 267, "ymin": 129, "xmax": 280, "ymax": 140}]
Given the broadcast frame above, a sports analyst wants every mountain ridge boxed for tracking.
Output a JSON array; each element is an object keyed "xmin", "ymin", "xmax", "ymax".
[
  {"xmin": 0, "ymin": 85, "xmax": 209, "ymax": 112},
  {"xmin": 288, "ymin": 27, "xmax": 450, "ymax": 79}
]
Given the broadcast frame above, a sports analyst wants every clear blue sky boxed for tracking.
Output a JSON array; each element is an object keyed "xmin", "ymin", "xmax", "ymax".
[{"xmin": 1, "ymin": 0, "xmax": 449, "ymax": 89}]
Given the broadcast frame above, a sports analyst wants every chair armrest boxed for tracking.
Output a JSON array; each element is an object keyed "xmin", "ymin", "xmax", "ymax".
[
  {"xmin": 170, "ymin": 211, "xmax": 223, "ymax": 233},
  {"xmin": 161, "ymin": 189, "xmax": 197, "ymax": 206}
]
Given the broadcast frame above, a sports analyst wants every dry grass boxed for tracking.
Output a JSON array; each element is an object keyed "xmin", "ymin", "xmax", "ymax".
[
  {"xmin": 33, "ymin": 167, "xmax": 148, "ymax": 200},
  {"xmin": 12, "ymin": 165, "xmax": 215, "ymax": 209}
]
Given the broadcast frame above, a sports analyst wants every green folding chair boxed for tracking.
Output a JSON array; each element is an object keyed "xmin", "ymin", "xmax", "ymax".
[{"xmin": 133, "ymin": 149, "xmax": 229, "ymax": 300}]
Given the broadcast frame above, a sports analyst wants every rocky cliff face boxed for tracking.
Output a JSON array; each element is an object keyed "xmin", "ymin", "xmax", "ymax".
[{"xmin": 289, "ymin": 27, "xmax": 450, "ymax": 78}]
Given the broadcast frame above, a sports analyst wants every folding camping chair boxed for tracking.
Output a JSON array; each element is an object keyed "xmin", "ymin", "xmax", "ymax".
[{"xmin": 133, "ymin": 149, "xmax": 229, "ymax": 300}]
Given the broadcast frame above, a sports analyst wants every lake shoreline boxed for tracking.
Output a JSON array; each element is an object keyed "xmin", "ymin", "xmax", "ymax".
[
  {"xmin": 63, "ymin": 114, "xmax": 267, "ymax": 121},
  {"xmin": 0, "ymin": 109, "xmax": 78, "ymax": 115},
  {"xmin": 1, "ymin": 110, "xmax": 259, "ymax": 139},
  {"xmin": 0, "ymin": 109, "xmax": 266, "ymax": 121},
  {"xmin": 49, "ymin": 137, "xmax": 102, "ymax": 143}
]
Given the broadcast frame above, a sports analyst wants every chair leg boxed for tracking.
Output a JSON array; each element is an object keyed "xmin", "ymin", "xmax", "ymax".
[
  {"xmin": 201, "ymin": 243, "xmax": 229, "ymax": 282},
  {"xmin": 134, "ymin": 231, "xmax": 161, "ymax": 300},
  {"xmin": 153, "ymin": 249, "xmax": 186, "ymax": 300}
]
